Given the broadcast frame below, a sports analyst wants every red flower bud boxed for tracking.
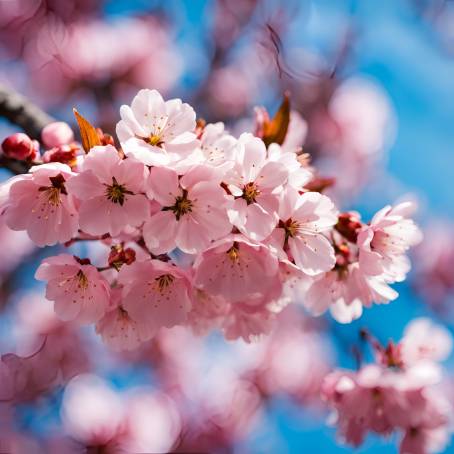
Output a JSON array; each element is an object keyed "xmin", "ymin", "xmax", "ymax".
[
  {"xmin": 1, "ymin": 133, "xmax": 39, "ymax": 160},
  {"xmin": 42, "ymin": 144, "xmax": 79, "ymax": 166},
  {"xmin": 335, "ymin": 212, "xmax": 363, "ymax": 243},
  {"xmin": 108, "ymin": 245, "xmax": 136, "ymax": 270}
]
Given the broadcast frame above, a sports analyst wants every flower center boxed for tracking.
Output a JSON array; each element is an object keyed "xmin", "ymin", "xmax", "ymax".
[
  {"xmin": 170, "ymin": 190, "xmax": 193, "ymax": 220},
  {"xmin": 155, "ymin": 274, "xmax": 174, "ymax": 291},
  {"xmin": 146, "ymin": 134, "xmax": 164, "ymax": 147},
  {"xmin": 76, "ymin": 270, "xmax": 89, "ymax": 290},
  {"xmin": 284, "ymin": 218, "xmax": 300, "ymax": 238},
  {"xmin": 227, "ymin": 244, "xmax": 240, "ymax": 262},
  {"xmin": 242, "ymin": 182, "xmax": 260, "ymax": 204},
  {"xmin": 39, "ymin": 173, "xmax": 68, "ymax": 206},
  {"xmin": 105, "ymin": 177, "xmax": 132, "ymax": 206}
]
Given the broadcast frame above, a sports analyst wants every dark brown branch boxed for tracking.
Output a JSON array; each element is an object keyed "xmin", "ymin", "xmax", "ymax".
[
  {"xmin": 0, "ymin": 155, "xmax": 31, "ymax": 175},
  {"xmin": 0, "ymin": 83, "xmax": 55, "ymax": 140}
]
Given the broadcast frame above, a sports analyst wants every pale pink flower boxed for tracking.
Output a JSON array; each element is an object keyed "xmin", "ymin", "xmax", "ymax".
[
  {"xmin": 119, "ymin": 260, "xmax": 192, "ymax": 334},
  {"xmin": 193, "ymin": 235, "xmax": 281, "ymax": 304},
  {"xmin": 2, "ymin": 163, "xmax": 78, "ymax": 246},
  {"xmin": 304, "ymin": 263, "xmax": 398, "ymax": 323},
  {"xmin": 221, "ymin": 302, "xmax": 276, "ymax": 343},
  {"xmin": 66, "ymin": 145, "xmax": 149, "ymax": 236},
  {"xmin": 61, "ymin": 374, "xmax": 124, "ymax": 446},
  {"xmin": 41, "ymin": 121, "xmax": 74, "ymax": 148},
  {"xmin": 401, "ymin": 318, "xmax": 452, "ymax": 366},
  {"xmin": 225, "ymin": 133, "xmax": 289, "ymax": 241},
  {"xmin": 413, "ymin": 222, "xmax": 454, "ymax": 309},
  {"xmin": 272, "ymin": 187, "xmax": 337, "ymax": 275},
  {"xmin": 143, "ymin": 165, "xmax": 231, "ymax": 254},
  {"xmin": 254, "ymin": 306, "xmax": 331, "ymax": 401},
  {"xmin": 267, "ymin": 142, "xmax": 312, "ymax": 190},
  {"xmin": 122, "ymin": 393, "xmax": 181, "ymax": 453},
  {"xmin": 358, "ymin": 201, "xmax": 422, "ymax": 281},
  {"xmin": 116, "ymin": 89, "xmax": 198, "ymax": 166},
  {"xmin": 303, "ymin": 268, "xmax": 363, "ymax": 323},
  {"xmin": 35, "ymin": 254, "xmax": 111, "ymax": 323},
  {"xmin": 187, "ymin": 290, "xmax": 229, "ymax": 336},
  {"xmin": 198, "ymin": 122, "xmax": 237, "ymax": 167},
  {"xmin": 400, "ymin": 392, "xmax": 451, "ymax": 454},
  {"xmin": 95, "ymin": 289, "xmax": 154, "ymax": 351}
]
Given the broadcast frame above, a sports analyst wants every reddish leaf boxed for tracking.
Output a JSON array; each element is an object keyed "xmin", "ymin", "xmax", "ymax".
[
  {"xmin": 73, "ymin": 108, "xmax": 101, "ymax": 153},
  {"xmin": 262, "ymin": 93, "xmax": 290, "ymax": 147}
]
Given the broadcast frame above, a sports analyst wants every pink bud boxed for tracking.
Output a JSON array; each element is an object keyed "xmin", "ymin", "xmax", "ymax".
[
  {"xmin": 1, "ymin": 133, "xmax": 39, "ymax": 160},
  {"xmin": 41, "ymin": 122, "xmax": 74, "ymax": 148}
]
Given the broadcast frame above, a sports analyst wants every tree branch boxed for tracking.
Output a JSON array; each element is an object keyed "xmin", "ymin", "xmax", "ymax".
[{"xmin": 0, "ymin": 83, "xmax": 55, "ymax": 140}]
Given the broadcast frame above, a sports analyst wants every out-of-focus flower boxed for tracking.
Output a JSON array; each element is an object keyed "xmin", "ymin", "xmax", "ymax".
[
  {"xmin": 413, "ymin": 222, "xmax": 454, "ymax": 311},
  {"xmin": 322, "ymin": 319, "xmax": 453, "ymax": 453}
]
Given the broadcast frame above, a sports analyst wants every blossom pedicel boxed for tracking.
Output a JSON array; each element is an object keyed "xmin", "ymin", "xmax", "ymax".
[{"xmin": 0, "ymin": 88, "xmax": 422, "ymax": 349}]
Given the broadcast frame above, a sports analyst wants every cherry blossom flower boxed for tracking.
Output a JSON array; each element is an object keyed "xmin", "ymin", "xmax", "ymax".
[
  {"xmin": 358, "ymin": 201, "xmax": 422, "ymax": 281},
  {"xmin": 322, "ymin": 320, "xmax": 453, "ymax": 453},
  {"xmin": 303, "ymin": 263, "xmax": 398, "ymax": 323},
  {"xmin": 2, "ymin": 163, "xmax": 78, "ymax": 246},
  {"xmin": 193, "ymin": 235, "xmax": 281, "ymax": 304},
  {"xmin": 66, "ymin": 145, "xmax": 149, "ymax": 236},
  {"xmin": 116, "ymin": 88, "xmax": 198, "ymax": 166},
  {"xmin": 143, "ymin": 165, "xmax": 231, "ymax": 254},
  {"xmin": 35, "ymin": 254, "xmax": 111, "ymax": 323},
  {"xmin": 61, "ymin": 374, "xmax": 125, "ymax": 446},
  {"xmin": 267, "ymin": 142, "xmax": 312, "ymax": 190},
  {"xmin": 252, "ymin": 306, "xmax": 332, "ymax": 403},
  {"xmin": 400, "ymin": 318, "xmax": 453, "ymax": 366},
  {"xmin": 225, "ymin": 133, "xmax": 289, "ymax": 241},
  {"xmin": 118, "ymin": 260, "xmax": 193, "ymax": 335},
  {"xmin": 221, "ymin": 302, "xmax": 276, "ymax": 343},
  {"xmin": 271, "ymin": 187, "xmax": 338, "ymax": 275},
  {"xmin": 95, "ymin": 289, "xmax": 154, "ymax": 351},
  {"xmin": 198, "ymin": 122, "xmax": 237, "ymax": 167}
]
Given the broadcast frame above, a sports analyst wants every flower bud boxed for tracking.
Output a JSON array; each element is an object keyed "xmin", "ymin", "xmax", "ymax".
[
  {"xmin": 335, "ymin": 212, "xmax": 363, "ymax": 243},
  {"xmin": 42, "ymin": 144, "xmax": 79, "ymax": 166},
  {"xmin": 96, "ymin": 128, "xmax": 115, "ymax": 147},
  {"xmin": 41, "ymin": 122, "xmax": 74, "ymax": 148},
  {"xmin": 1, "ymin": 133, "xmax": 39, "ymax": 160},
  {"xmin": 108, "ymin": 245, "xmax": 136, "ymax": 271}
]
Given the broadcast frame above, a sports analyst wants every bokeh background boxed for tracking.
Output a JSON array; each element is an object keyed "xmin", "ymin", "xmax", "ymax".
[{"xmin": 1, "ymin": 0, "xmax": 454, "ymax": 452}]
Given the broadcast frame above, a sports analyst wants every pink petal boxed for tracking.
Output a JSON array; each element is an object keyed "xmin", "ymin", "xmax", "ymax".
[
  {"xmin": 289, "ymin": 234, "xmax": 335, "ymax": 275},
  {"xmin": 147, "ymin": 166, "xmax": 180, "ymax": 205}
]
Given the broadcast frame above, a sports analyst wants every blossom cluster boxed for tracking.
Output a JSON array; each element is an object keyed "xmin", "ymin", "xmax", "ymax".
[
  {"xmin": 322, "ymin": 318, "xmax": 453, "ymax": 454},
  {"xmin": 0, "ymin": 89, "xmax": 421, "ymax": 349}
]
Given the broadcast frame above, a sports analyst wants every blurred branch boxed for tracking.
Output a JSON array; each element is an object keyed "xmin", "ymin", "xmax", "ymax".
[
  {"xmin": 0, "ymin": 84, "xmax": 54, "ymax": 140},
  {"xmin": 0, "ymin": 155, "xmax": 31, "ymax": 175}
]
